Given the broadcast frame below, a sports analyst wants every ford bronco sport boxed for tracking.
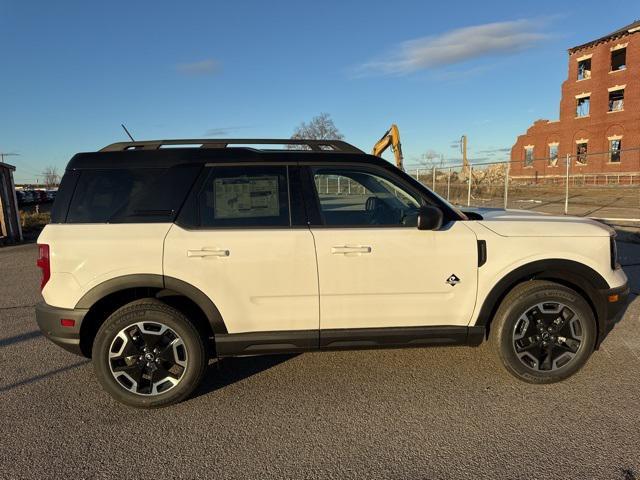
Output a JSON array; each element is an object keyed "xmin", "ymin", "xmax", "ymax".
[{"xmin": 35, "ymin": 139, "xmax": 629, "ymax": 408}]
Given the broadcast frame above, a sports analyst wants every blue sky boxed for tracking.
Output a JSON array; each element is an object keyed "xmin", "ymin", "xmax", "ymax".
[{"xmin": 1, "ymin": 0, "xmax": 638, "ymax": 183}]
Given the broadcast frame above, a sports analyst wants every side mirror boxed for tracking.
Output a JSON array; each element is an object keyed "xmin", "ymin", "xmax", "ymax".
[{"xmin": 417, "ymin": 205, "xmax": 443, "ymax": 231}]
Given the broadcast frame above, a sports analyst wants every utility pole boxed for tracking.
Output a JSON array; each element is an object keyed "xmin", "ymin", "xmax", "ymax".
[
  {"xmin": 0, "ymin": 152, "xmax": 20, "ymax": 164},
  {"xmin": 460, "ymin": 135, "xmax": 469, "ymax": 177}
]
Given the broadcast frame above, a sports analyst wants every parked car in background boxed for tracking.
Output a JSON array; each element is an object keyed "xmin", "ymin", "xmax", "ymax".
[{"xmin": 15, "ymin": 189, "xmax": 57, "ymax": 206}]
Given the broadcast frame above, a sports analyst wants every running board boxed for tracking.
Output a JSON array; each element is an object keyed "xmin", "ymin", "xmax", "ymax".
[{"xmin": 215, "ymin": 326, "xmax": 485, "ymax": 357}]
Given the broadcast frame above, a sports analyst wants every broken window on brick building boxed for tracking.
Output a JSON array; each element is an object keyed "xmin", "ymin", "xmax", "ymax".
[
  {"xmin": 576, "ymin": 143, "xmax": 588, "ymax": 165},
  {"xmin": 576, "ymin": 96, "xmax": 590, "ymax": 117},
  {"xmin": 609, "ymin": 139, "xmax": 621, "ymax": 163},
  {"xmin": 611, "ymin": 48, "xmax": 627, "ymax": 71},
  {"xmin": 524, "ymin": 146, "xmax": 534, "ymax": 167},
  {"xmin": 548, "ymin": 144, "xmax": 559, "ymax": 166},
  {"xmin": 577, "ymin": 58, "xmax": 591, "ymax": 80},
  {"xmin": 608, "ymin": 89, "xmax": 624, "ymax": 111}
]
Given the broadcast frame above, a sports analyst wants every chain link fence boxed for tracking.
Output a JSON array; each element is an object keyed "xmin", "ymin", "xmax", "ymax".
[{"xmin": 409, "ymin": 147, "xmax": 640, "ymax": 220}]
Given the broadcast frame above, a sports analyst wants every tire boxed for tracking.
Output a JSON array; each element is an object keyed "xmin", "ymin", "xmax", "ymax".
[
  {"xmin": 92, "ymin": 299, "xmax": 207, "ymax": 408},
  {"xmin": 489, "ymin": 280, "xmax": 596, "ymax": 384}
]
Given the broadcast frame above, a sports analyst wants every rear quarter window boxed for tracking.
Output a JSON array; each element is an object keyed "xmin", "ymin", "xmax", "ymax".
[{"xmin": 65, "ymin": 165, "xmax": 201, "ymax": 223}]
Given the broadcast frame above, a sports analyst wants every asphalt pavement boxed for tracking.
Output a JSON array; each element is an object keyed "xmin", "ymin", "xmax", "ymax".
[{"xmin": 1, "ymin": 242, "xmax": 639, "ymax": 480}]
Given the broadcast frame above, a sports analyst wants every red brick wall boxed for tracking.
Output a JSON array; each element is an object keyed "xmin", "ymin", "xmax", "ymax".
[{"xmin": 511, "ymin": 30, "xmax": 640, "ymax": 176}]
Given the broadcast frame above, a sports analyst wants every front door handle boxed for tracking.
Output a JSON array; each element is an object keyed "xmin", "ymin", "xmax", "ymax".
[
  {"xmin": 187, "ymin": 248, "xmax": 230, "ymax": 258},
  {"xmin": 331, "ymin": 245, "xmax": 372, "ymax": 255}
]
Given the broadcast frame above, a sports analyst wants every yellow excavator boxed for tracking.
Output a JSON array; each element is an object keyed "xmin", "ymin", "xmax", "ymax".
[{"xmin": 372, "ymin": 124, "xmax": 404, "ymax": 171}]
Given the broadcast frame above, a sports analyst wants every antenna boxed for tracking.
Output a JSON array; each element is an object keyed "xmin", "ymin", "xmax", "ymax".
[{"xmin": 121, "ymin": 124, "xmax": 135, "ymax": 142}]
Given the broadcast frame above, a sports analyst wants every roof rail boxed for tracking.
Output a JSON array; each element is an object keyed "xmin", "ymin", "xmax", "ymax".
[{"xmin": 100, "ymin": 138, "xmax": 364, "ymax": 153}]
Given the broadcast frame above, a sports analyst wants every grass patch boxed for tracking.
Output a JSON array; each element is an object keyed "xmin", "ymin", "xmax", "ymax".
[{"xmin": 20, "ymin": 210, "xmax": 51, "ymax": 232}]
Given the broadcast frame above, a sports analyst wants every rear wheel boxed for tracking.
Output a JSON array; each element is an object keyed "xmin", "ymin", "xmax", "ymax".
[
  {"xmin": 490, "ymin": 281, "xmax": 596, "ymax": 383},
  {"xmin": 92, "ymin": 299, "xmax": 207, "ymax": 408}
]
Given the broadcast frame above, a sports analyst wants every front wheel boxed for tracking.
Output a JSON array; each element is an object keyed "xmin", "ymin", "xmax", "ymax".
[
  {"xmin": 490, "ymin": 280, "xmax": 596, "ymax": 383},
  {"xmin": 92, "ymin": 299, "xmax": 207, "ymax": 408}
]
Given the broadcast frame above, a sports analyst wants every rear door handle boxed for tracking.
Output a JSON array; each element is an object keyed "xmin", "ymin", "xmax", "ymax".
[
  {"xmin": 187, "ymin": 248, "xmax": 230, "ymax": 258},
  {"xmin": 331, "ymin": 245, "xmax": 372, "ymax": 255}
]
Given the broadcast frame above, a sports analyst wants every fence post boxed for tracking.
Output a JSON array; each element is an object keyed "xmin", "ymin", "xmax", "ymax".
[
  {"xmin": 337, "ymin": 176, "xmax": 341, "ymax": 195},
  {"xmin": 504, "ymin": 162, "xmax": 510, "ymax": 210},
  {"xmin": 564, "ymin": 154, "xmax": 570, "ymax": 215},
  {"xmin": 447, "ymin": 167, "xmax": 451, "ymax": 200},
  {"xmin": 416, "ymin": 169, "xmax": 420, "ymax": 183},
  {"xmin": 467, "ymin": 166, "xmax": 472, "ymax": 207},
  {"xmin": 348, "ymin": 178, "xmax": 351, "ymax": 194},
  {"xmin": 432, "ymin": 166, "xmax": 436, "ymax": 191},
  {"xmin": 326, "ymin": 176, "xmax": 329, "ymax": 194}
]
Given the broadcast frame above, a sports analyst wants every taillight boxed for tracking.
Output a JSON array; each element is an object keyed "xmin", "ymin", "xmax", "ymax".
[{"xmin": 37, "ymin": 244, "xmax": 51, "ymax": 291}]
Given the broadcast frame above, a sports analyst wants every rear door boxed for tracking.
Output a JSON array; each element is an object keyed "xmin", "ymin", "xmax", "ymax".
[
  {"xmin": 163, "ymin": 164, "xmax": 319, "ymax": 336},
  {"xmin": 305, "ymin": 164, "xmax": 478, "ymax": 332}
]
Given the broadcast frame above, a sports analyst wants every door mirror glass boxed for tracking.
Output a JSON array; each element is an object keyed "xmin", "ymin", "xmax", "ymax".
[{"xmin": 417, "ymin": 206, "xmax": 443, "ymax": 230}]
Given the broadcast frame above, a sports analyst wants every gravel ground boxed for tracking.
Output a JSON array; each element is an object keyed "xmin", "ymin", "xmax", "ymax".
[{"xmin": 0, "ymin": 242, "xmax": 639, "ymax": 480}]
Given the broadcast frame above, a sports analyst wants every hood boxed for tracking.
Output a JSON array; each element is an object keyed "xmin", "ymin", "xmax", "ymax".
[{"xmin": 463, "ymin": 208, "xmax": 614, "ymax": 238}]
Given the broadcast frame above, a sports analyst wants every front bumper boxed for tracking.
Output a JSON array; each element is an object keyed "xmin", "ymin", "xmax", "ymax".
[
  {"xmin": 594, "ymin": 282, "xmax": 630, "ymax": 348},
  {"xmin": 35, "ymin": 302, "xmax": 88, "ymax": 356}
]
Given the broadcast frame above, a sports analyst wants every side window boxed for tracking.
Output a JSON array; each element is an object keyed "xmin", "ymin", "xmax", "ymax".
[
  {"xmin": 197, "ymin": 166, "xmax": 290, "ymax": 227},
  {"xmin": 66, "ymin": 167, "xmax": 200, "ymax": 223},
  {"xmin": 312, "ymin": 167, "xmax": 422, "ymax": 227}
]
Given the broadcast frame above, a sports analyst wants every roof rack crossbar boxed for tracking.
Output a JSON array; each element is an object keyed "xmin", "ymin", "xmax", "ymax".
[{"xmin": 100, "ymin": 138, "xmax": 363, "ymax": 153}]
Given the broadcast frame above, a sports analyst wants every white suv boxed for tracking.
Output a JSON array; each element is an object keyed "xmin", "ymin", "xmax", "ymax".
[{"xmin": 35, "ymin": 139, "xmax": 629, "ymax": 408}]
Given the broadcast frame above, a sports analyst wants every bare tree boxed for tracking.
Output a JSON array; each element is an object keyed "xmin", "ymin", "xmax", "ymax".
[
  {"xmin": 419, "ymin": 149, "xmax": 441, "ymax": 168},
  {"xmin": 291, "ymin": 113, "xmax": 344, "ymax": 143},
  {"xmin": 42, "ymin": 166, "xmax": 60, "ymax": 189}
]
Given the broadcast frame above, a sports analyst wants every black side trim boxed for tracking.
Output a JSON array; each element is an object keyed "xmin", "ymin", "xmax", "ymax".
[
  {"xmin": 75, "ymin": 274, "xmax": 228, "ymax": 335},
  {"xmin": 477, "ymin": 240, "xmax": 487, "ymax": 267},
  {"xmin": 215, "ymin": 330, "xmax": 318, "ymax": 356},
  {"xmin": 164, "ymin": 277, "xmax": 228, "ymax": 334},
  {"xmin": 75, "ymin": 274, "xmax": 164, "ymax": 309},
  {"xmin": 35, "ymin": 302, "xmax": 88, "ymax": 356},
  {"xmin": 467, "ymin": 325, "xmax": 485, "ymax": 346},
  {"xmin": 474, "ymin": 259, "xmax": 610, "ymax": 344},
  {"xmin": 595, "ymin": 282, "xmax": 630, "ymax": 348},
  {"xmin": 320, "ymin": 326, "xmax": 474, "ymax": 350}
]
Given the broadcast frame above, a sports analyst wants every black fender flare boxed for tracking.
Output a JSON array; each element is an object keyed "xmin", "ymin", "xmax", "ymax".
[
  {"xmin": 474, "ymin": 259, "xmax": 609, "ymax": 331},
  {"xmin": 75, "ymin": 274, "xmax": 228, "ymax": 334}
]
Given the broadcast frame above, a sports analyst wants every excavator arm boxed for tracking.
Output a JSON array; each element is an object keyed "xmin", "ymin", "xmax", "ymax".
[{"xmin": 372, "ymin": 124, "xmax": 404, "ymax": 171}]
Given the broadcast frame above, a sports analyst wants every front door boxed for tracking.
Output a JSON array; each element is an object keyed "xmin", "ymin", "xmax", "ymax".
[{"xmin": 307, "ymin": 165, "xmax": 478, "ymax": 331}]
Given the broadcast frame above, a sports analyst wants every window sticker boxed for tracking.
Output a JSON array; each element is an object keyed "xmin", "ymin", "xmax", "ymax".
[{"xmin": 214, "ymin": 176, "xmax": 280, "ymax": 219}]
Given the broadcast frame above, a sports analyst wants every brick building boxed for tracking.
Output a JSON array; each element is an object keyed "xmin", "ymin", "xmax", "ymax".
[{"xmin": 511, "ymin": 21, "xmax": 640, "ymax": 178}]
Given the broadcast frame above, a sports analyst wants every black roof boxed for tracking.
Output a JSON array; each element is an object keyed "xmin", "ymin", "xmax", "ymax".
[
  {"xmin": 66, "ymin": 139, "xmax": 384, "ymax": 171},
  {"xmin": 100, "ymin": 138, "xmax": 363, "ymax": 153},
  {"xmin": 569, "ymin": 20, "xmax": 640, "ymax": 53}
]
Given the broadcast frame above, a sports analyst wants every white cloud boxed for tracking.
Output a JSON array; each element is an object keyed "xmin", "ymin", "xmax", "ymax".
[
  {"xmin": 353, "ymin": 19, "xmax": 550, "ymax": 77},
  {"xmin": 204, "ymin": 126, "xmax": 251, "ymax": 136},
  {"xmin": 176, "ymin": 59, "xmax": 220, "ymax": 76}
]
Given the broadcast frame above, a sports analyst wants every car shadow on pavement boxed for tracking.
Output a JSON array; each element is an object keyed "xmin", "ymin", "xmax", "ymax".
[
  {"xmin": 0, "ymin": 359, "xmax": 90, "ymax": 393},
  {"xmin": 0, "ymin": 329, "xmax": 41, "ymax": 348},
  {"xmin": 192, "ymin": 354, "xmax": 298, "ymax": 400}
]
